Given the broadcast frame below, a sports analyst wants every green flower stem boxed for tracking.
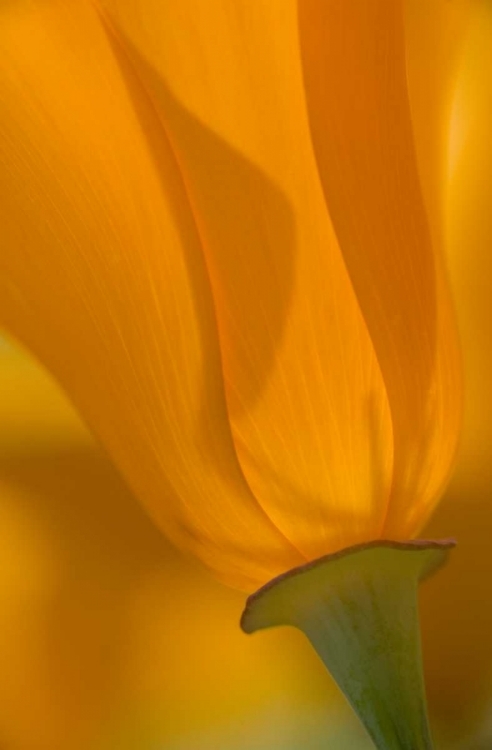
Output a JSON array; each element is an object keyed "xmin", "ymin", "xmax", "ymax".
[{"xmin": 241, "ymin": 539, "xmax": 455, "ymax": 750}]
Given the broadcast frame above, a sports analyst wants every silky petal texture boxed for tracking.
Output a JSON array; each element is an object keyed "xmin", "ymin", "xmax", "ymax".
[
  {"xmin": 298, "ymin": 0, "xmax": 462, "ymax": 538},
  {"xmin": 0, "ymin": 0, "xmax": 304, "ymax": 590},
  {"xmin": 97, "ymin": 0, "xmax": 393, "ymax": 558}
]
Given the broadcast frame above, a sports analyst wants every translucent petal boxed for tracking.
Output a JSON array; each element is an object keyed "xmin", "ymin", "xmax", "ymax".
[
  {"xmin": 0, "ymin": 0, "xmax": 302, "ymax": 589},
  {"xmin": 298, "ymin": 0, "xmax": 462, "ymax": 537},
  {"xmin": 97, "ymin": 0, "xmax": 394, "ymax": 558}
]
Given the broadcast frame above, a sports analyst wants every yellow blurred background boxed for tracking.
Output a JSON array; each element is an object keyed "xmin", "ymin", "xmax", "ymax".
[
  {"xmin": 419, "ymin": 4, "xmax": 492, "ymax": 749},
  {"xmin": 1, "ymin": 5, "xmax": 492, "ymax": 750},
  {"xmin": 0, "ymin": 336, "xmax": 361, "ymax": 750}
]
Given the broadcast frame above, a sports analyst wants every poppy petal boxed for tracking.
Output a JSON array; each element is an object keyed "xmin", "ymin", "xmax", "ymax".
[
  {"xmin": 298, "ymin": 0, "xmax": 463, "ymax": 537},
  {"xmin": 97, "ymin": 0, "xmax": 394, "ymax": 558},
  {"xmin": 0, "ymin": 0, "xmax": 302, "ymax": 589}
]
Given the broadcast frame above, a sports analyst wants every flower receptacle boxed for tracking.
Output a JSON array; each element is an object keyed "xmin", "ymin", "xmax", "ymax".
[{"xmin": 241, "ymin": 539, "xmax": 455, "ymax": 750}]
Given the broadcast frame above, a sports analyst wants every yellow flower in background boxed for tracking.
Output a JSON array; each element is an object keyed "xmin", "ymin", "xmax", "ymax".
[
  {"xmin": 0, "ymin": 337, "xmax": 350, "ymax": 750},
  {"xmin": 418, "ymin": 5, "xmax": 492, "ymax": 744},
  {"xmin": 0, "ymin": 0, "xmax": 465, "ymax": 592}
]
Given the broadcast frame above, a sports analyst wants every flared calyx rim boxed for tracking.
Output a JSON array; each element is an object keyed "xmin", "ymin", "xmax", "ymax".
[{"xmin": 241, "ymin": 539, "xmax": 455, "ymax": 750}]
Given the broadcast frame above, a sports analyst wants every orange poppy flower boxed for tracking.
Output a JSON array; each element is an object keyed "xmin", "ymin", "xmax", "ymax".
[{"xmin": 0, "ymin": 0, "xmax": 465, "ymax": 592}]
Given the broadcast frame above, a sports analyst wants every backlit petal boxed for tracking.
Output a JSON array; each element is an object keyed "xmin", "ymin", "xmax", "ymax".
[
  {"xmin": 98, "ymin": 0, "xmax": 394, "ymax": 558},
  {"xmin": 404, "ymin": 0, "xmax": 473, "ymax": 228},
  {"xmin": 298, "ymin": 0, "xmax": 462, "ymax": 537},
  {"xmin": 0, "ymin": 0, "xmax": 302, "ymax": 589}
]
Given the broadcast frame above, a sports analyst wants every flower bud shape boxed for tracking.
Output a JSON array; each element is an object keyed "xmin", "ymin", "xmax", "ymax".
[{"xmin": 0, "ymin": 0, "xmax": 464, "ymax": 590}]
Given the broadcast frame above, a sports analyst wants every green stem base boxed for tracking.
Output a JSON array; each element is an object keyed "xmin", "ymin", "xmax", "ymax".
[{"xmin": 241, "ymin": 539, "xmax": 455, "ymax": 750}]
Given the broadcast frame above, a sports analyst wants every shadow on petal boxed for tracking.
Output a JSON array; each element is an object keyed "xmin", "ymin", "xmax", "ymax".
[{"xmin": 101, "ymin": 18, "xmax": 297, "ymax": 422}]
